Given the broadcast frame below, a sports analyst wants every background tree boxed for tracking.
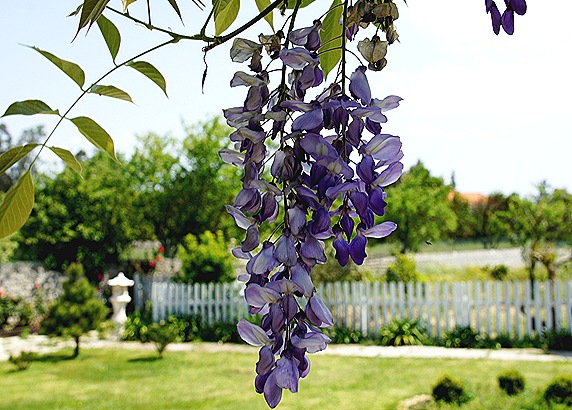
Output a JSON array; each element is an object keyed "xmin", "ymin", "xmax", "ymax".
[
  {"xmin": 41, "ymin": 263, "xmax": 108, "ymax": 358},
  {"xmin": 500, "ymin": 183, "xmax": 572, "ymax": 283},
  {"xmin": 0, "ymin": 124, "xmax": 45, "ymax": 193},
  {"xmin": 382, "ymin": 161, "xmax": 457, "ymax": 253},
  {"xmin": 128, "ymin": 117, "xmax": 241, "ymax": 257},
  {"xmin": 471, "ymin": 192, "xmax": 511, "ymax": 248},
  {"xmin": 15, "ymin": 152, "xmax": 142, "ymax": 281}
]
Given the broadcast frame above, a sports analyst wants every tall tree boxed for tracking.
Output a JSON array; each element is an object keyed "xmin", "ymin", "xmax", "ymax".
[
  {"xmin": 15, "ymin": 152, "xmax": 142, "ymax": 281},
  {"xmin": 500, "ymin": 183, "xmax": 572, "ymax": 282},
  {"xmin": 128, "ymin": 117, "xmax": 240, "ymax": 256},
  {"xmin": 382, "ymin": 161, "xmax": 457, "ymax": 253},
  {"xmin": 470, "ymin": 192, "xmax": 511, "ymax": 248}
]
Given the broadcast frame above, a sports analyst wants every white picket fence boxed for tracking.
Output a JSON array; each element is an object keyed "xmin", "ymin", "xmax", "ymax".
[{"xmin": 133, "ymin": 274, "xmax": 572, "ymax": 338}]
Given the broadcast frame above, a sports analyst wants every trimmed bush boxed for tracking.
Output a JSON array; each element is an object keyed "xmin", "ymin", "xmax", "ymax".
[
  {"xmin": 498, "ymin": 369, "xmax": 525, "ymax": 395},
  {"xmin": 324, "ymin": 326, "xmax": 366, "ymax": 345},
  {"xmin": 542, "ymin": 329, "xmax": 572, "ymax": 351},
  {"xmin": 432, "ymin": 375, "xmax": 470, "ymax": 405},
  {"xmin": 145, "ymin": 317, "xmax": 185, "ymax": 358},
  {"xmin": 544, "ymin": 375, "xmax": 572, "ymax": 406}
]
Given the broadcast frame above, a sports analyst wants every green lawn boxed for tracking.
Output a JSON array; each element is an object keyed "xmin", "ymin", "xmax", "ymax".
[{"xmin": 2, "ymin": 346, "xmax": 572, "ymax": 409}]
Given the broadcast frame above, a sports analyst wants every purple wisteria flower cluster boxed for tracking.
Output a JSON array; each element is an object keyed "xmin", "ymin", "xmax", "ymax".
[
  {"xmin": 220, "ymin": 2, "xmax": 403, "ymax": 408},
  {"xmin": 485, "ymin": 0, "xmax": 527, "ymax": 35}
]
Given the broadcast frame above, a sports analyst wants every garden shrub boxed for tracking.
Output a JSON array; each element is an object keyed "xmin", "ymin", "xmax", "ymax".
[
  {"xmin": 145, "ymin": 316, "xmax": 185, "ymax": 358},
  {"xmin": 386, "ymin": 253, "xmax": 420, "ymax": 283},
  {"xmin": 323, "ymin": 326, "xmax": 367, "ymax": 345},
  {"xmin": 498, "ymin": 369, "xmax": 525, "ymax": 395},
  {"xmin": 0, "ymin": 294, "xmax": 35, "ymax": 331},
  {"xmin": 440, "ymin": 325, "xmax": 482, "ymax": 348},
  {"xmin": 432, "ymin": 375, "xmax": 471, "ymax": 405},
  {"xmin": 542, "ymin": 329, "xmax": 572, "ymax": 351},
  {"xmin": 379, "ymin": 318, "xmax": 428, "ymax": 346},
  {"xmin": 8, "ymin": 351, "xmax": 37, "ymax": 371},
  {"xmin": 489, "ymin": 264, "xmax": 509, "ymax": 281},
  {"xmin": 175, "ymin": 231, "xmax": 235, "ymax": 283},
  {"xmin": 544, "ymin": 375, "xmax": 572, "ymax": 406}
]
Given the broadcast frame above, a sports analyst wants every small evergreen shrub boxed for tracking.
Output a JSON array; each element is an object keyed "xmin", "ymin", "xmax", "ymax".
[
  {"xmin": 145, "ymin": 316, "xmax": 185, "ymax": 358},
  {"xmin": 432, "ymin": 375, "xmax": 471, "ymax": 405},
  {"xmin": 498, "ymin": 369, "xmax": 525, "ymax": 395},
  {"xmin": 386, "ymin": 253, "xmax": 420, "ymax": 284},
  {"xmin": 379, "ymin": 318, "xmax": 428, "ymax": 346},
  {"xmin": 440, "ymin": 325, "xmax": 482, "ymax": 348},
  {"xmin": 544, "ymin": 375, "xmax": 572, "ymax": 406},
  {"xmin": 8, "ymin": 351, "xmax": 37, "ymax": 371}
]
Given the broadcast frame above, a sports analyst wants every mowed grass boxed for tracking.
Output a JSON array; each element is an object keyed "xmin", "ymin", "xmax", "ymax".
[{"xmin": 2, "ymin": 346, "xmax": 572, "ymax": 409}]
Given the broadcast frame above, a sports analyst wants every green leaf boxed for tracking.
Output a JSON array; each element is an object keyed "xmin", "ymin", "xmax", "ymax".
[
  {"xmin": 127, "ymin": 61, "xmax": 168, "ymax": 96},
  {"xmin": 28, "ymin": 46, "xmax": 85, "ymax": 88},
  {"xmin": 0, "ymin": 171, "xmax": 34, "ymax": 239},
  {"xmin": 96, "ymin": 14, "xmax": 121, "ymax": 62},
  {"xmin": 48, "ymin": 147, "xmax": 83, "ymax": 175},
  {"xmin": 166, "ymin": 0, "xmax": 183, "ymax": 21},
  {"xmin": 320, "ymin": 0, "xmax": 343, "ymax": 79},
  {"xmin": 0, "ymin": 144, "xmax": 39, "ymax": 176},
  {"xmin": 76, "ymin": 0, "xmax": 112, "ymax": 36},
  {"xmin": 285, "ymin": 0, "xmax": 316, "ymax": 8},
  {"xmin": 255, "ymin": 0, "xmax": 273, "ymax": 29},
  {"xmin": 89, "ymin": 85, "xmax": 133, "ymax": 103},
  {"xmin": 2, "ymin": 100, "xmax": 59, "ymax": 117},
  {"xmin": 213, "ymin": 0, "xmax": 240, "ymax": 36},
  {"xmin": 70, "ymin": 116, "xmax": 117, "ymax": 161}
]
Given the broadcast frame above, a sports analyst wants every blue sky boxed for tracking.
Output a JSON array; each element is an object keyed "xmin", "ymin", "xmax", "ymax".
[{"xmin": 1, "ymin": 1, "xmax": 570, "ymax": 196}]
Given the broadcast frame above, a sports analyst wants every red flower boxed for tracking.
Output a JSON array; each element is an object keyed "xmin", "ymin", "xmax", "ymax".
[
  {"xmin": 149, "ymin": 260, "xmax": 156, "ymax": 268},
  {"xmin": 156, "ymin": 255, "xmax": 163, "ymax": 262},
  {"xmin": 97, "ymin": 273, "xmax": 104, "ymax": 281},
  {"xmin": 158, "ymin": 245, "xmax": 165, "ymax": 254},
  {"xmin": 0, "ymin": 290, "xmax": 3, "ymax": 297},
  {"xmin": 33, "ymin": 283, "xmax": 40, "ymax": 290}
]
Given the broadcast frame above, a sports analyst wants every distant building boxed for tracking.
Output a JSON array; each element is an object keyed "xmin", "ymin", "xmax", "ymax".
[{"xmin": 448, "ymin": 191, "xmax": 488, "ymax": 209}]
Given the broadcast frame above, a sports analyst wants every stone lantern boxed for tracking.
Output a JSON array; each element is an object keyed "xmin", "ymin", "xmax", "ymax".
[{"xmin": 107, "ymin": 272, "xmax": 134, "ymax": 340}]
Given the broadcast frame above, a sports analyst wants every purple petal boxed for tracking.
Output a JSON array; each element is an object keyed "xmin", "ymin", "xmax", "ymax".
[
  {"xmin": 230, "ymin": 71, "xmax": 266, "ymax": 87},
  {"xmin": 292, "ymin": 109, "xmax": 323, "ymax": 132},
  {"xmin": 291, "ymin": 328, "xmax": 331, "ymax": 353},
  {"xmin": 237, "ymin": 319, "xmax": 271, "ymax": 346},
  {"xmin": 245, "ymin": 284, "xmax": 282, "ymax": 307},
  {"xmin": 267, "ymin": 279, "xmax": 304, "ymax": 295},
  {"xmin": 300, "ymin": 236, "xmax": 326, "ymax": 264},
  {"xmin": 490, "ymin": 3, "xmax": 501, "ymax": 35},
  {"xmin": 219, "ymin": 148, "xmax": 245, "ymax": 167},
  {"xmin": 362, "ymin": 221, "xmax": 397, "ymax": 238},
  {"xmin": 263, "ymin": 371, "xmax": 283, "ymax": 408},
  {"xmin": 316, "ymin": 156, "xmax": 354, "ymax": 179},
  {"xmin": 300, "ymin": 133, "xmax": 337, "ymax": 159},
  {"xmin": 357, "ymin": 155, "xmax": 376, "ymax": 185},
  {"xmin": 259, "ymin": 193, "xmax": 279, "ymax": 223},
  {"xmin": 241, "ymin": 224, "xmax": 260, "ymax": 252},
  {"xmin": 256, "ymin": 346, "xmax": 275, "ymax": 375},
  {"xmin": 287, "ymin": 207, "xmax": 307, "ymax": 236},
  {"xmin": 290, "ymin": 264, "xmax": 314, "ymax": 297},
  {"xmin": 234, "ymin": 188, "xmax": 261, "ymax": 214},
  {"xmin": 226, "ymin": 205, "xmax": 256, "ymax": 230},
  {"xmin": 372, "ymin": 95, "xmax": 403, "ymax": 112},
  {"xmin": 340, "ymin": 214, "xmax": 354, "ymax": 239},
  {"xmin": 306, "ymin": 294, "xmax": 334, "ymax": 327},
  {"xmin": 373, "ymin": 162, "xmax": 403, "ymax": 187},
  {"xmin": 349, "ymin": 234, "xmax": 367, "ymax": 265},
  {"xmin": 325, "ymin": 181, "xmax": 358, "ymax": 200},
  {"xmin": 269, "ymin": 303, "xmax": 286, "ymax": 333},
  {"xmin": 511, "ymin": 0, "xmax": 526, "ymax": 15},
  {"xmin": 332, "ymin": 235, "xmax": 350, "ymax": 267},
  {"xmin": 274, "ymin": 356, "xmax": 299, "ymax": 393},
  {"xmin": 279, "ymin": 47, "xmax": 318, "ymax": 70},
  {"xmin": 349, "ymin": 66, "xmax": 371, "ymax": 105},
  {"xmin": 501, "ymin": 8, "xmax": 514, "ymax": 34},
  {"xmin": 369, "ymin": 187, "xmax": 387, "ymax": 216},
  {"xmin": 274, "ymin": 233, "xmax": 297, "ymax": 267},
  {"xmin": 349, "ymin": 191, "xmax": 369, "ymax": 219},
  {"xmin": 309, "ymin": 207, "xmax": 331, "ymax": 236},
  {"xmin": 246, "ymin": 242, "xmax": 280, "ymax": 275}
]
